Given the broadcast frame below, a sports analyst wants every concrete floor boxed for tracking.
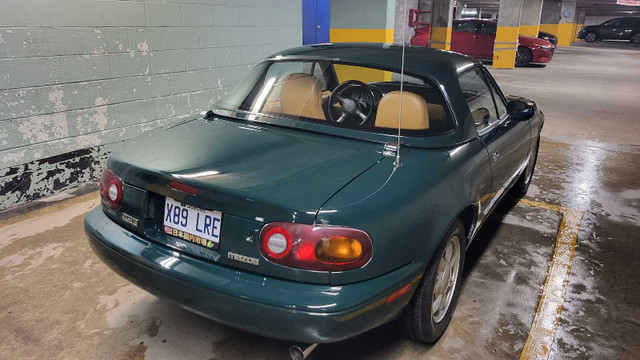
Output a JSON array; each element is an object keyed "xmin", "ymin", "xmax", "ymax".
[{"xmin": 1, "ymin": 42, "xmax": 639, "ymax": 360}]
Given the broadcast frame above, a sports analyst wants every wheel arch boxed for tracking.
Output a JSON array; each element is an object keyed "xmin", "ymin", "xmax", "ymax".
[{"xmin": 458, "ymin": 204, "xmax": 477, "ymax": 241}]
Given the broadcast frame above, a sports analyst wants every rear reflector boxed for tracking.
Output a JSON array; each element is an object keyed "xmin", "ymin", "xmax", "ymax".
[
  {"xmin": 168, "ymin": 180, "xmax": 198, "ymax": 195},
  {"xmin": 386, "ymin": 283, "xmax": 412, "ymax": 304}
]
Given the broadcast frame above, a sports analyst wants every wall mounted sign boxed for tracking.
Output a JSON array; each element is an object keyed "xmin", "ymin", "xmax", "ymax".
[{"xmin": 617, "ymin": 0, "xmax": 640, "ymax": 6}]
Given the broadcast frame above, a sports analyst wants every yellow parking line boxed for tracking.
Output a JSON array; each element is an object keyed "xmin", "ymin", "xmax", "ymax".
[{"xmin": 518, "ymin": 199, "xmax": 584, "ymax": 360}]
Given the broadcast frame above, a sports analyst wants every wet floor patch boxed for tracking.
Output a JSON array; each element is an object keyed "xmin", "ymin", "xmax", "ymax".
[{"xmin": 311, "ymin": 201, "xmax": 561, "ymax": 360}]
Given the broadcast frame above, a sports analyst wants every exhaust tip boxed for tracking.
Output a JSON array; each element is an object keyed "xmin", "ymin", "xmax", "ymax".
[
  {"xmin": 288, "ymin": 343, "xmax": 317, "ymax": 360},
  {"xmin": 288, "ymin": 346, "xmax": 305, "ymax": 360}
]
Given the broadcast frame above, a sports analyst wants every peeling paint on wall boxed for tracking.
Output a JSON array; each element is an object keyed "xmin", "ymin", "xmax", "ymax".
[{"xmin": 0, "ymin": 0, "xmax": 302, "ymax": 211}]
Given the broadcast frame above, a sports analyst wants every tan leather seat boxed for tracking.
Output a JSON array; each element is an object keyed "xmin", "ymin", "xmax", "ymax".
[
  {"xmin": 426, "ymin": 103, "xmax": 447, "ymax": 129},
  {"xmin": 279, "ymin": 73, "xmax": 325, "ymax": 120},
  {"xmin": 471, "ymin": 108, "xmax": 491, "ymax": 126},
  {"xmin": 375, "ymin": 91, "xmax": 429, "ymax": 130}
]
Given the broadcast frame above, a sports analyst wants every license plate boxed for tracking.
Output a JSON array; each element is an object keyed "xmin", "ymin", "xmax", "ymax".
[{"xmin": 163, "ymin": 197, "xmax": 222, "ymax": 250}]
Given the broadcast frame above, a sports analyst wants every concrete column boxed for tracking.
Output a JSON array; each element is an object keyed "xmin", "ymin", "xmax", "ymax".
[
  {"xmin": 539, "ymin": 0, "xmax": 576, "ymax": 45},
  {"xmin": 329, "ymin": 0, "xmax": 395, "ymax": 43},
  {"xmin": 394, "ymin": 0, "xmax": 419, "ymax": 44},
  {"xmin": 493, "ymin": 0, "xmax": 524, "ymax": 69},
  {"xmin": 429, "ymin": 0, "xmax": 455, "ymax": 50},
  {"xmin": 557, "ymin": 0, "xmax": 576, "ymax": 46},
  {"xmin": 519, "ymin": 0, "xmax": 543, "ymax": 37},
  {"xmin": 454, "ymin": 5, "xmax": 463, "ymax": 20}
]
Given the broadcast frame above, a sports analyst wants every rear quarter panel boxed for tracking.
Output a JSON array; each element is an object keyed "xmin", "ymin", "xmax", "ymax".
[{"xmin": 317, "ymin": 139, "xmax": 491, "ymax": 285}]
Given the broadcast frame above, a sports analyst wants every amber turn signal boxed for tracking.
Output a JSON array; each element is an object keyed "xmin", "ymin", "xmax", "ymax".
[{"xmin": 316, "ymin": 236, "xmax": 363, "ymax": 265}]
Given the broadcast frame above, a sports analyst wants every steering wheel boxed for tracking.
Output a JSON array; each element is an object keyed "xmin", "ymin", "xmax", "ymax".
[{"xmin": 327, "ymin": 80, "xmax": 376, "ymax": 126}]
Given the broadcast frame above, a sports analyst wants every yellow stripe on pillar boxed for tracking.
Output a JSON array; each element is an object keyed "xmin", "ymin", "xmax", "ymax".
[
  {"xmin": 493, "ymin": 26, "xmax": 519, "ymax": 69},
  {"xmin": 429, "ymin": 27, "xmax": 452, "ymax": 51},
  {"xmin": 556, "ymin": 23, "xmax": 575, "ymax": 46},
  {"xmin": 330, "ymin": 29, "xmax": 394, "ymax": 43},
  {"xmin": 539, "ymin": 24, "xmax": 559, "ymax": 37},
  {"xmin": 519, "ymin": 25, "xmax": 540, "ymax": 37}
]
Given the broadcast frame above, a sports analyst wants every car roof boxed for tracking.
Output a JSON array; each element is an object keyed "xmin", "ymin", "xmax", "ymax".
[{"xmin": 268, "ymin": 42, "xmax": 480, "ymax": 84}]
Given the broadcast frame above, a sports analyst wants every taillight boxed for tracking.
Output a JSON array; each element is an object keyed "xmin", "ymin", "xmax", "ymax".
[
  {"xmin": 100, "ymin": 165, "xmax": 123, "ymax": 209},
  {"xmin": 259, "ymin": 222, "xmax": 372, "ymax": 271}
]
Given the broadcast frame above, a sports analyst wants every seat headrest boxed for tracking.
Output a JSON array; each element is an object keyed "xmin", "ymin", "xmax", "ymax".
[
  {"xmin": 375, "ymin": 91, "xmax": 430, "ymax": 130},
  {"xmin": 279, "ymin": 73, "xmax": 325, "ymax": 120}
]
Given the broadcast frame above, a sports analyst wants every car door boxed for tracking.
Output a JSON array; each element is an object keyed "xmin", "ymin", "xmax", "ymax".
[
  {"xmin": 599, "ymin": 19, "xmax": 622, "ymax": 39},
  {"xmin": 474, "ymin": 22, "xmax": 497, "ymax": 60},
  {"xmin": 451, "ymin": 21, "xmax": 478, "ymax": 57},
  {"xmin": 616, "ymin": 18, "xmax": 635, "ymax": 40},
  {"xmin": 458, "ymin": 67, "xmax": 530, "ymax": 215}
]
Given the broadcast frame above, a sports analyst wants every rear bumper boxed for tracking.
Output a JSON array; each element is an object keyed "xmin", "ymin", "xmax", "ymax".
[{"xmin": 84, "ymin": 207, "xmax": 423, "ymax": 343}]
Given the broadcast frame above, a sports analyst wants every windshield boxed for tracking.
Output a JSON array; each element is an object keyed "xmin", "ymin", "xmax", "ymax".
[{"xmin": 216, "ymin": 60, "xmax": 454, "ymax": 136}]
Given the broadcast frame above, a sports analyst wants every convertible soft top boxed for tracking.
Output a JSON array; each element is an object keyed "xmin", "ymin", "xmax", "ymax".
[
  {"xmin": 264, "ymin": 43, "xmax": 483, "ymax": 148},
  {"xmin": 268, "ymin": 42, "xmax": 481, "ymax": 82}
]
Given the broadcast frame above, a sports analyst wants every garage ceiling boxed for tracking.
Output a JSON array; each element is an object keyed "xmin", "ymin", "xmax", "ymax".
[{"xmin": 458, "ymin": 0, "xmax": 640, "ymax": 16}]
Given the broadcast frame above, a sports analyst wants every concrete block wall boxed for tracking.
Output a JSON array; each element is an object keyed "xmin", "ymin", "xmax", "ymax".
[{"xmin": 0, "ymin": 0, "xmax": 302, "ymax": 211}]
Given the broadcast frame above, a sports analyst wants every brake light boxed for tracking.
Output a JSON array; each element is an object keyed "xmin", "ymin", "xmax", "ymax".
[
  {"xmin": 259, "ymin": 222, "xmax": 372, "ymax": 271},
  {"xmin": 100, "ymin": 165, "xmax": 123, "ymax": 209}
]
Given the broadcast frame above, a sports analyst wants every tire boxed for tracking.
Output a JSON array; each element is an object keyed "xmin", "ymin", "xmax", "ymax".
[
  {"xmin": 399, "ymin": 219, "xmax": 466, "ymax": 343},
  {"xmin": 512, "ymin": 137, "xmax": 540, "ymax": 197},
  {"xmin": 585, "ymin": 32, "xmax": 597, "ymax": 43},
  {"xmin": 515, "ymin": 46, "xmax": 533, "ymax": 67},
  {"xmin": 631, "ymin": 33, "xmax": 640, "ymax": 45}
]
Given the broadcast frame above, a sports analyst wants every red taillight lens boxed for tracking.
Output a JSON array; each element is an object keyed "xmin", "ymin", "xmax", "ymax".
[
  {"xmin": 100, "ymin": 165, "xmax": 123, "ymax": 209},
  {"xmin": 259, "ymin": 222, "xmax": 372, "ymax": 271}
]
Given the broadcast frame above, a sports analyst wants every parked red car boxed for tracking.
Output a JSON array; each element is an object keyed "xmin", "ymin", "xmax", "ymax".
[{"xmin": 411, "ymin": 19, "xmax": 555, "ymax": 67}]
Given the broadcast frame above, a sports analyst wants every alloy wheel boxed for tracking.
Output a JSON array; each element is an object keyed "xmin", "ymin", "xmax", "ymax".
[
  {"xmin": 585, "ymin": 32, "xmax": 597, "ymax": 42},
  {"xmin": 632, "ymin": 34, "xmax": 640, "ymax": 44},
  {"xmin": 432, "ymin": 235, "xmax": 461, "ymax": 323}
]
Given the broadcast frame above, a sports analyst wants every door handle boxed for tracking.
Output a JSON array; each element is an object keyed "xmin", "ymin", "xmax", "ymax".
[{"xmin": 502, "ymin": 119, "xmax": 512, "ymax": 128}]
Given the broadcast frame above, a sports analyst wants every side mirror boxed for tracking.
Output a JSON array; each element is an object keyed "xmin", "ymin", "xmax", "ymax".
[{"xmin": 507, "ymin": 100, "xmax": 535, "ymax": 121}]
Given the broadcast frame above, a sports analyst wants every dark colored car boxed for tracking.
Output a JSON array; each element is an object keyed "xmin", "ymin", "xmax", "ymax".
[
  {"xmin": 85, "ymin": 43, "xmax": 543, "ymax": 346},
  {"xmin": 538, "ymin": 31, "xmax": 558, "ymax": 46},
  {"xmin": 577, "ymin": 17, "xmax": 640, "ymax": 44},
  {"xmin": 411, "ymin": 19, "xmax": 555, "ymax": 66}
]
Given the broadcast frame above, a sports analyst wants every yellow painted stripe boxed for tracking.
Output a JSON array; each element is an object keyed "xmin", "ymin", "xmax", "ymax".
[
  {"xmin": 493, "ymin": 26, "xmax": 519, "ymax": 68},
  {"xmin": 519, "ymin": 25, "xmax": 540, "ymax": 37},
  {"xmin": 538, "ymin": 24, "xmax": 559, "ymax": 37},
  {"xmin": 555, "ymin": 23, "xmax": 575, "ymax": 46},
  {"xmin": 429, "ymin": 26, "xmax": 452, "ymax": 50},
  {"xmin": 518, "ymin": 198, "xmax": 584, "ymax": 360},
  {"xmin": 330, "ymin": 28, "xmax": 394, "ymax": 43}
]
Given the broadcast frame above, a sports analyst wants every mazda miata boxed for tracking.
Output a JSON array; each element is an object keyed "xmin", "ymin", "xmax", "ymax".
[{"xmin": 85, "ymin": 43, "xmax": 543, "ymax": 347}]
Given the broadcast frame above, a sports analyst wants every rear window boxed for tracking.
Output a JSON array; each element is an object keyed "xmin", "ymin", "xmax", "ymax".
[{"xmin": 216, "ymin": 60, "xmax": 454, "ymax": 136}]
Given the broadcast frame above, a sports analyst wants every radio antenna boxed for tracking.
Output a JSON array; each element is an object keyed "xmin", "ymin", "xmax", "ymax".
[{"xmin": 394, "ymin": 0, "xmax": 407, "ymax": 167}]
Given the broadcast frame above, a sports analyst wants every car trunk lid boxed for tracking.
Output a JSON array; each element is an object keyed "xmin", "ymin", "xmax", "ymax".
[{"xmin": 107, "ymin": 116, "xmax": 385, "ymax": 283}]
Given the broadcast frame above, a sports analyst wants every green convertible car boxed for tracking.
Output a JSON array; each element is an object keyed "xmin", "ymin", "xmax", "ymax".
[{"xmin": 85, "ymin": 43, "xmax": 542, "ymax": 346}]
